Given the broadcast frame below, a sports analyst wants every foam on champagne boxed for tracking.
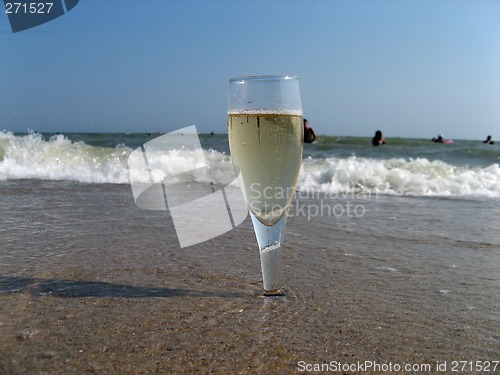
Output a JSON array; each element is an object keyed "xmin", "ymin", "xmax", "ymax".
[{"xmin": 228, "ymin": 109, "xmax": 303, "ymax": 116}]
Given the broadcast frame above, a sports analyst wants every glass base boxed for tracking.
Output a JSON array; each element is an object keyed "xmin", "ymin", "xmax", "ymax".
[{"xmin": 263, "ymin": 288, "xmax": 285, "ymax": 297}]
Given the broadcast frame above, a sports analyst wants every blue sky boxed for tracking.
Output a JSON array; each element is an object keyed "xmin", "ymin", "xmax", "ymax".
[{"xmin": 1, "ymin": 0, "xmax": 499, "ymax": 139}]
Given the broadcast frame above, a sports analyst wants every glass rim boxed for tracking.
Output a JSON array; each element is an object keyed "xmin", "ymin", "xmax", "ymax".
[{"xmin": 229, "ymin": 75, "xmax": 299, "ymax": 83}]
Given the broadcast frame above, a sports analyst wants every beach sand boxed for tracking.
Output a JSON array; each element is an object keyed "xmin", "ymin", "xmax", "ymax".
[{"xmin": 1, "ymin": 181, "xmax": 499, "ymax": 374}]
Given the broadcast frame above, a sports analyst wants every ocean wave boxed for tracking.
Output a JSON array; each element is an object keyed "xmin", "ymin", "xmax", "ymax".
[
  {"xmin": 0, "ymin": 131, "xmax": 131, "ymax": 184},
  {"xmin": 299, "ymin": 156, "xmax": 500, "ymax": 198},
  {"xmin": 1, "ymin": 132, "xmax": 499, "ymax": 198},
  {"xmin": 0, "ymin": 131, "xmax": 232, "ymax": 185}
]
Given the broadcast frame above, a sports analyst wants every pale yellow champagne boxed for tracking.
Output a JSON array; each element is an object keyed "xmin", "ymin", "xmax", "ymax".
[{"xmin": 228, "ymin": 111, "xmax": 303, "ymax": 226}]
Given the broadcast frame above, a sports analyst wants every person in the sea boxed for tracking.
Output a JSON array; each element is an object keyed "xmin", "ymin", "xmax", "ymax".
[
  {"xmin": 483, "ymin": 135, "xmax": 494, "ymax": 144},
  {"xmin": 303, "ymin": 119, "xmax": 316, "ymax": 143},
  {"xmin": 372, "ymin": 130, "xmax": 386, "ymax": 146},
  {"xmin": 432, "ymin": 134, "xmax": 445, "ymax": 143}
]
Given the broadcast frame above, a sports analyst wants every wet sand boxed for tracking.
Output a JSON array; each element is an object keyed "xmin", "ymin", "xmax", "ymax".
[{"xmin": 1, "ymin": 181, "xmax": 499, "ymax": 374}]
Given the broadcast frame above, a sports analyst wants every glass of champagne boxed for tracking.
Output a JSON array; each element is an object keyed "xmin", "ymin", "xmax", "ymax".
[{"xmin": 228, "ymin": 75, "xmax": 303, "ymax": 295}]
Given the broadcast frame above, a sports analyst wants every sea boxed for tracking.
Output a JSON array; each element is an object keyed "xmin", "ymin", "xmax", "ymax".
[
  {"xmin": 0, "ymin": 131, "xmax": 499, "ymax": 197},
  {"xmin": 0, "ymin": 130, "xmax": 499, "ymax": 372}
]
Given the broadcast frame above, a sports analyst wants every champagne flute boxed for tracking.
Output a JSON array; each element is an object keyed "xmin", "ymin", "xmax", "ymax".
[{"xmin": 228, "ymin": 75, "xmax": 303, "ymax": 295}]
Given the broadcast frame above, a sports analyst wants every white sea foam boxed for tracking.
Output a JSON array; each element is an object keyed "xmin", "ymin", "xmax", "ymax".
[
  {"xmin": 1, "ymin": 132, "xmax": 499, "ymax": 198},
  {"xmin": 298, "ymin": 156, "xmax": 500, "ymax": 198},
  {"xmin": 0, "ymin": 131, "xmax": 233, "ymax": 185},
  {"xmin": 0, "ymin": 131, "xmax": 131, "ymax": 184}
]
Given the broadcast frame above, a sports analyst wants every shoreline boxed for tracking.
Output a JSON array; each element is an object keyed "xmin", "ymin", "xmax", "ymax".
[{"xmin": 1, "ymin": 182, "xmax": 498, "ymax": 373}]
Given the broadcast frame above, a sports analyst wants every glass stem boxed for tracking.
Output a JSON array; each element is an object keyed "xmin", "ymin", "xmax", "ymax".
[{"xmin": 250, "ymin": 212, "xmax": 287, "ymax": 294}]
